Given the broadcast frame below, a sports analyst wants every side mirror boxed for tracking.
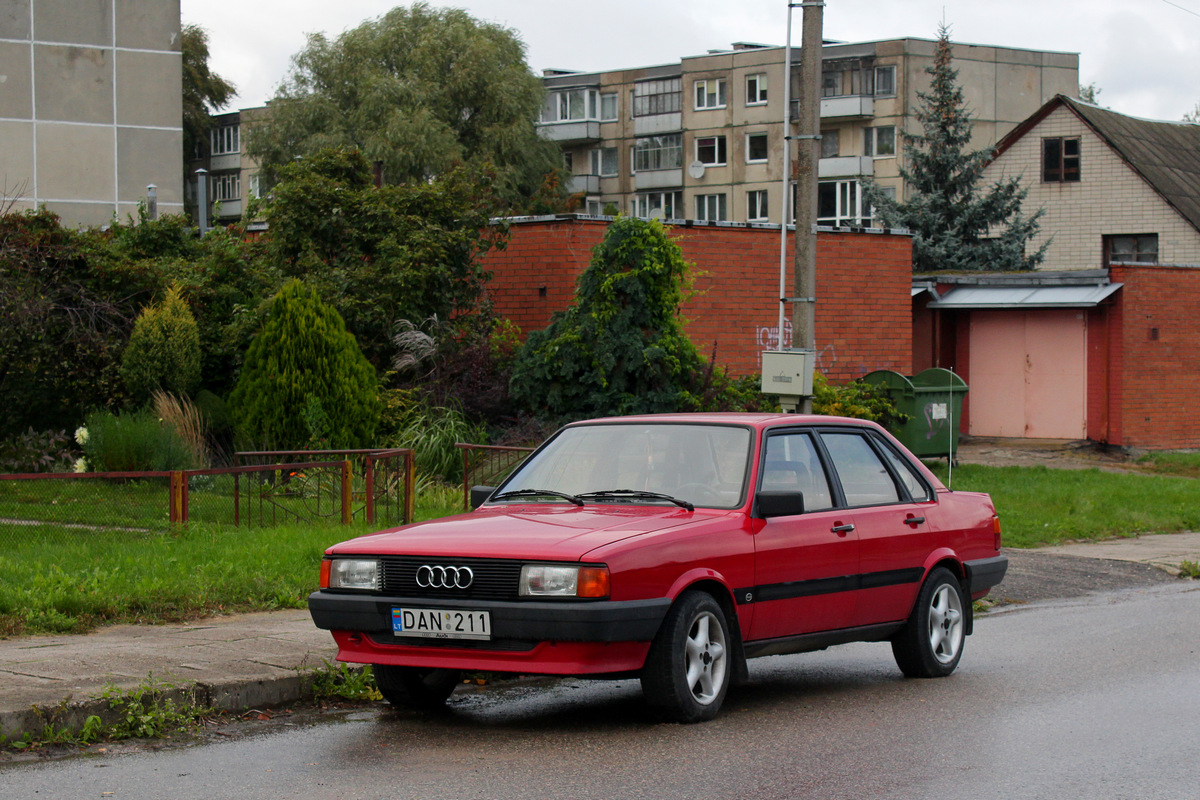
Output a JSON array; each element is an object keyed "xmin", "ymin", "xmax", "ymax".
[
  {"xmin": 470, "ymin": 485, "xmax": 495, "ymax": 509},
  {"xmin": 755, "ymin": 490, "xmax": 805, "ymax": 519}
]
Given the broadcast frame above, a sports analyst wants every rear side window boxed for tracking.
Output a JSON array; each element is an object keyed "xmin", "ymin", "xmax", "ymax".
[
  {"xmin": 821, "ymin": 431, "xmax": 900, "ymax": 507},
  {"xmin": 875, "ymin": 439, "xmax": 933, "ymax": 502}
]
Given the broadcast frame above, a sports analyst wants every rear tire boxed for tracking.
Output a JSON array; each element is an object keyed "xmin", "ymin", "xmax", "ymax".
[
  {"xmin": 372, "ymin": 665, "xmax": 462, "ymax": 709},
  {"xmin": 641, "ymin": 591, "xmax": 732, "ymax": 723},
  {"xmin": 891, "ymin": 567, "xmax": 966, "ymax": 678}
]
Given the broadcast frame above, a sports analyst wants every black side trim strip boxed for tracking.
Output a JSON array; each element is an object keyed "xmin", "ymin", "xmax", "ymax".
[
  {"xmin": 743, "ymin": 622, "xmax": 905, "ymax": 659},
  {"xmin": 735, "ymin": 567, "xmax": 925, "ymax": 605}
]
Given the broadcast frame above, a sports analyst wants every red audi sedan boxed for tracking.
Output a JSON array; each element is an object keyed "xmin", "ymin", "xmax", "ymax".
[{"xmin": 309, "ymin": 413, "xmax": 1006, "ymax": 722}]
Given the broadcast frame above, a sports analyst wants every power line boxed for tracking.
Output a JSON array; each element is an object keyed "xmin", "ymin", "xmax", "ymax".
[{"xmin": 1161, "ymin": 0, "xmax": 1200, "ymax": 19}]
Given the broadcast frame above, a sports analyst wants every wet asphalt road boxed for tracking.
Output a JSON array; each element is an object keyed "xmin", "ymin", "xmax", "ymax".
[{"xmin": 4, "ymin": 577, "xmax": 1198, "ymax": 800}]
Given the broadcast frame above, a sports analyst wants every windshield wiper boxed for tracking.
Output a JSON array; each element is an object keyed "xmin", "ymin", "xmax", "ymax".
[
  {"xmin": 490, "ymin": 488, "xmax": 585, "ymax": 506},
  {"xmin": 576, "ymin": 489, "xmax": 694, "ymax": 512}
]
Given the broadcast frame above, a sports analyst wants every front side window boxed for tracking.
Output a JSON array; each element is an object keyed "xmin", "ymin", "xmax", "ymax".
[
  {"xmin": 746, "ymin": 132, "xmax": 768, "ymax": 163},
  {"xmin": 747, "ymin": 189, "xmax": 769, "ymax": 222},
  {"xmin": 696, "ymin": 193, "xmax": 727, "ymax": 222},
  {"xmin": 1104, "ymin": 234, "xmax": 1158, "ymax": 264},
  {"xmin": 1043, "ymin": 137, "xmax": 1081, "ymax": 182},
  {"xmin": 634, "ymin": 78, "xmax": 682, "ymax": 116},
  {"xmin": 761, "ymin": 432, "xmax": 834, "ymax": 511},
  {"xmin": 746, "ymin": 73, "xmax": 768, "ymax": 105},
  {"xmin": 864, "ymin": 126, "xmax": 896, "ymax": 158},
  {"xmin": 694, "ymin": 78, "xmax": 727, "ymax": 110},
  {"xmin": 634, "ymin": 134, "xmax": 683, "ymax": 171},
  {"xmin": 696, "ymin": 135, "xmax": 727, "ymax": 166}
]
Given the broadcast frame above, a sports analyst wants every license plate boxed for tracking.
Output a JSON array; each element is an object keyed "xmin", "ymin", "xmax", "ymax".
[{"xmin": 392, "ymin": 607, "xmax": 492, "ymax": 641}]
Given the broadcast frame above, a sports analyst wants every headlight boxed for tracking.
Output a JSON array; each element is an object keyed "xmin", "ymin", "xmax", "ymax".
[
  {"xmin": 325, "ymin": 558, "xmax": 380, "ymax": 591},
  {"xmin": 520, "ymin": 564, "xmax": 609, "ymax": 598}
]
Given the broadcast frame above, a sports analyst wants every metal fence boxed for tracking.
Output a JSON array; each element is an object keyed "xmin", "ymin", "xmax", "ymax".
[
  {"xmin": 0, "ymin": 449, "xmax": 415, "ymax": 542},
  {"xmin": 455, "ymin": 443, "xmax": 535, "ymax": 510}
]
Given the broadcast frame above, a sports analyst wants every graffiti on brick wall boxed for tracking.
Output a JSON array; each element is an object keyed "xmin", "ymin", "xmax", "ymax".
[{"xmin": 756, "ymin": 320, "xmax": 792, "ymax": 351}]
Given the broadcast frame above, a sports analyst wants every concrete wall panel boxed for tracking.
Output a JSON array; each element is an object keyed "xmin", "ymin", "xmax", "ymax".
[
  {"xmin": 117, "ymin": 126, "xmax": 181, "ymax": 202},
  {"xmin": 34, "ymin": 44, "xmax": 113, "ymax": 123},
  {"xmin": 0, "ymin": 40, "xmax": 32, "ymax": 118},
  {"xmin": 34, "ymin": 0, "xmax": 112, "ymax": 47},
  {"xmin": 115, "ymin": 49, "xmax": 180, "ymax": 127},
  {"xmin": 115, "ymin": 0, "xmax": 179, "ymax": 50},
  {"xmin": 0, "ymin": 0, "xmax": 30, "ymax": 39},
  {"xmin": 35, "ymin": 122, "xmax": 115, "ymax": 201}
]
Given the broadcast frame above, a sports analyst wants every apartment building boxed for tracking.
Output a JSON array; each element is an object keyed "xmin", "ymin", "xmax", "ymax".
[
  {"xmin": 186, "ymin": 105, "xmax": 269, "ymax": 225},
  {"xmin": 538, "ymin": 38, "xmax": 1078, "ymax": 226},
  {"xmin": 0, "ymin": 0, "xmax": 182, "ymax": 226}
]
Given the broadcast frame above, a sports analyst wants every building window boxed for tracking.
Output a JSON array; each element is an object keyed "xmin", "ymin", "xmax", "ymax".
[
  {"xmin": 634, "ymin": 191, "xmax": 683, "ymax": 219},
  {"xmin": 820, "ymin": 129, "xmax": 839, "ymax": 158},
  {"xmin": 822, "ymin": 60, "xmax": 875, "ymax": 98},
  {"xmin": 634, "ymin": 134, "xmax": 683, "ymax": 171},
  {"xmin": 600, "ymin": 92, "xmax": 618, "ymax": 121},
  {"xmin": 748, "ymin": 190, "xmax": 769, "ymax": 222},
  {"xmin": 542, "ymin": 88, "xmax": 600, "ymax": 123},
  {"xmin": 694, "ymin": 78, "xmax": 727, "ymax": 110},
  {"xmin": 1043, "ymin": 137, "xmax": 1081, "ymax": 182},
  {"xmin": 874, "ymin": 65, "xmax": 896, "ymax": 96},
  {"xmin": 746, "ymin": 73, "xmax": 768, "ymax": 105},
  {"xmin": 585, "ymin": 198, "xmax": 603, "ymax": 216},
  {"xmin": 211, "ymin": 172, "xmax": 240, "ymax": 202},
  {"xmin": 633, "ymin": 78, "xmax": 682, "ymax": 116},
  {"xmin": 248, "ymin": 173, "xmax": 261, "ymax": 199},
  {"xmin": 563, "ymin": 152, "xmax": 574, "ymax": 171},
  {"xmin": 696, "ymin": 135, "xmax": 727, "ymax": 166},
  {"xmin": 864, "ymin": 126, "xmax": 896, "ymax": 157},
  {"xmin": 210, "ymin": 125, "xmax": 239, "ymax": 155},
  {"xmin": 746, "ymin": 132, "xmax": 768, "ymax": 163},
  {"xmin": 696, "ymin": 193, "xmax": 727, "ymax": 221},
  {"xmin": 591, "ymin": 147, "xmax": 618, "ymax": 176},
  {"xmin": 817, "ymin": 179, "xmax": 869, "ymax": 227},
  {"xmin": 1105, "ymin": 234, "xmax": 1158, "ymax": 264}
]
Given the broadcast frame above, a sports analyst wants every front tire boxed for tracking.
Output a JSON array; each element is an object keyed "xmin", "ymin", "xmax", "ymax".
[
  {"xmin": 891, "ymin": 567, "xmax": 966, "ymax": 678},
  {"xmin": 372, "ymin": 665, "xmax": 462, "ymax": 710},
  {"xmin": 641, "ymin": 591, "xmax": 732, "ymax": 723}
]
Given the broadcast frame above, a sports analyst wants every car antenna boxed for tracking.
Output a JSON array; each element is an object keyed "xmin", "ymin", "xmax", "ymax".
[{"xmin": 947, "ymin": 367, "xmax": 957, "ymax": 489}]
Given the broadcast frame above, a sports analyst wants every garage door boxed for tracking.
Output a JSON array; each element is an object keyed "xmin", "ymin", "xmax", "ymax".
[{"xmin": 968, "ymin": 309, "xmax": 1087, "ymax": 439}]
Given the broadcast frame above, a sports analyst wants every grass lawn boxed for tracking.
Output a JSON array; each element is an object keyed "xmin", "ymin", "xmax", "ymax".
[{"xmin": 2, "ymin": 465, "xmax": 1197, "ymax": 636}]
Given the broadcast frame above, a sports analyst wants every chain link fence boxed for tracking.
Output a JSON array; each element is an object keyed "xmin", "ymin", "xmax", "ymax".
[{"xmin": 455, "ymin": 443, "xmax": 535, "ymax": 510}]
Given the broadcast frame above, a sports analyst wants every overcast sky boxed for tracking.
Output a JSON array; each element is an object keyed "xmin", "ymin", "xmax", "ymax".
[{"xmin": 180, "ymin": 0, "xmax": 1200, "ymax": 122}]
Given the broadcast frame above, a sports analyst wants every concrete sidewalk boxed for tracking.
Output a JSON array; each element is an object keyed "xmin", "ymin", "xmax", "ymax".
[{"xmin": 1, "ymin": 535, "xmax": 1197, "ymax": 741}]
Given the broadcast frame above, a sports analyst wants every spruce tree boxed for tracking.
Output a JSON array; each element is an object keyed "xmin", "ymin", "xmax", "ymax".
[
  {"xmin": 230, "ymin": 279, "xmax": 380, "ymax": 449},
  {"xmin": 866, "ymin": 25, "xmax": 1047, "ymax": 272},
  {"xmin": 120, "ymin": 285, "xmax": 201, "ymax": 406}
]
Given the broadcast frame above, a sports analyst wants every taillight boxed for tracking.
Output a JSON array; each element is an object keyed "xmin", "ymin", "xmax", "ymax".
[{"xmin": 992, "ymin": 515, "xmax": 1002, "ymax": 550}]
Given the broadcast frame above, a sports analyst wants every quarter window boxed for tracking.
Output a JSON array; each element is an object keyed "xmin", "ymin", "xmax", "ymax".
[
  {"xmin": 696, "ymin": 135, "xmax": 727, "ymax": 166},
  {"xmin": 1043, "ymin": 137, "xmax": 1081, "ymax": 182},
  {"xmin": 694, "ymin": 78, "xmax": 727, "ymax": 110},
  {"xmin": 746, "ymin": 132, "xmax": 768, "ymax": 163},
  {"xmin": 875, "ymin": 439, "xmax": 932, "ymax": 502},
  {"xmin": 746, "ymin": 73, "xmax": 768, "ymax": 105}
]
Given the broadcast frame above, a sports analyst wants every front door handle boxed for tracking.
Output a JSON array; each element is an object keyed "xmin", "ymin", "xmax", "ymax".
[
  {"xmin": 905, "ymin": 515, "xmax": 926, "ymax": 526},
  {"xmin": 831, "ymin": 523, "xmax": 855, "ymax": 534}
]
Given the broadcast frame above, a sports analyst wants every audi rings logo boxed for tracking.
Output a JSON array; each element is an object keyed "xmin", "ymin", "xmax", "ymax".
[{"xmin": 416, "ymin": 565, "xmax": 474, "ymax": 589}]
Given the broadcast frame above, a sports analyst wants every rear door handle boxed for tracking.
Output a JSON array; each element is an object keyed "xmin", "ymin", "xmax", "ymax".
[
  {"xmin": 831, "ymin": 523, "xmax": 855, "ymax": 534},
  {"xmin": 905, "ymin": 516, "xmax": 926, "ymax": 526}
]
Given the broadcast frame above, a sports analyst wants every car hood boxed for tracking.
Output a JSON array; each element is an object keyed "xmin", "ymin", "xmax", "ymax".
[{"xmin": 327, "ymin": 504, "xmax": 730, "ymax": 562}]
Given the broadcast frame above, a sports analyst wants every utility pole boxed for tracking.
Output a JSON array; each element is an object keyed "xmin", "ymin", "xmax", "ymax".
[{"xmin": 792, "ymin": 0, "xmax": 823, "ymax": 413}]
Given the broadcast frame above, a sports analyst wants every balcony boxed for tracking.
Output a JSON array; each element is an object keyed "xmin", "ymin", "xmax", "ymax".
[
  {"xmin": 792, "ymin": 96, "xmax": 875, "ymax": 121},
  {"xmin": 568, "ymin": 174, "xmax": 601, "ymax": 194},
  {"xmin": 818, "ymin": 156, "xmax": 874, "ymax": 179},
  {"xmin": 537, "ymin": 120, "xmax": 602, "ymax": 144},
  {"xmin": 634, "ymin": 113, "xmax": 682, "ymax": 136},
  {"xmin": 634, "ymin": 169, "xmax": 683, "ymax": 190}
]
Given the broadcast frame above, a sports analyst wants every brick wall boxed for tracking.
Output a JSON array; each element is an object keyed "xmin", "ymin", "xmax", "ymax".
[
  {"xmin": 1107, "ymin": 264, "xmax": 1200, "ymax": 449},
  {"xmin": 481, "ymin": 218, "xmax": 913, "ymax": 383}
]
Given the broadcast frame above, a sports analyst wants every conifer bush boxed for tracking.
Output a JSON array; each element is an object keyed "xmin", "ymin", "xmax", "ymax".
[
  {"xmin": 120, "ymin": 286, "xmax": 201, "ymax": 406},
  {"xmin": 230, "ymin": 279, "xmax": 380, "ymax": 450}
]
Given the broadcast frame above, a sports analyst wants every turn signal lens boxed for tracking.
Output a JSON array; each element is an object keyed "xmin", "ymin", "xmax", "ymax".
[
  {"xmin": 577, "ymin": 566, "xmax": 611, "ymax": 599},
  {"xmin": 320, "ymin": 559, "xmax": 332, "ymax": 589}
]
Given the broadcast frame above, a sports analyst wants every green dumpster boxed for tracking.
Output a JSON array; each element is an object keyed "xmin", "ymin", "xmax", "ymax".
[{"xmin": 862, "ymin": 368, "xmax": 967, "ymax": 458}]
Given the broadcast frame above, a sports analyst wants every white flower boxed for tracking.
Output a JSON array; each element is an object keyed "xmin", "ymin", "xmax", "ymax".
[
  {"xmin": 75, "ymin": 426, "xmax": 89, "ymax": 445},
  {"xmin": 73, "ymin": 457, "xmax": 88, "ymax": 473}
]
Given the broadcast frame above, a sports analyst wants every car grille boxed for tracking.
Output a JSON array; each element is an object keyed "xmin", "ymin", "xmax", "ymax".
[{"xmin": 379, "ymin": 556, "xmax": 524, "ymax": 601}]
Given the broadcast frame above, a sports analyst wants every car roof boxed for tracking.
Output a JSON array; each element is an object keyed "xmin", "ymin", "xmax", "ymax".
[{"xmin": 567, "ymin": 412, "xmax": 881, "ymax": 432}]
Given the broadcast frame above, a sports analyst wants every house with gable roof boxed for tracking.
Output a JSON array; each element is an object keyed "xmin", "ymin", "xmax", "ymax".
[{"xmin": 912, "ymin": 95, "xmax": 1200, "ymax": 447}]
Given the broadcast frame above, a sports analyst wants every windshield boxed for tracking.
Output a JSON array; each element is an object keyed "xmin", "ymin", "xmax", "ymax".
[{"xmin": 498, "ymin": 423, "xmax": 752, "ymax": 509}]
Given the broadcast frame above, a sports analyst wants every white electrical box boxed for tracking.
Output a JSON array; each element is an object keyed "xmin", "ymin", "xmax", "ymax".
[{"xmin": 760, "ymin": 350, "xmax": 815, "ymax": 397}]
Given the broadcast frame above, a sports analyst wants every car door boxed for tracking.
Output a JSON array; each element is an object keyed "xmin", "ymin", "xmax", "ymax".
[
  {"xmin": 816, "ymin": 429, "xmax": 940, "ymax": 628},
  {"xmin": 747, "ymin": 429, "xmax": 860, "ymax": 641}
]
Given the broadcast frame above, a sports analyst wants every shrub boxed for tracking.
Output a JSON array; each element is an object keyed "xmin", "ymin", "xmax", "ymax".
[
  {"xmin": 120, "ymin": 286, "xmax": 201, "ymax": 406},
  {"xmin": 812, "ymin": 373, "xmax": 908, "ymax": 432},
  {"xmin": 0, "ymin": 429, "xmax": 76, "ymax": 473},
  {"xmin": 80, "ymin": 408, "xmax": 203, "ymax": 472},
  {"xmin": 380, "ymin": 390, "xmax": 484, "ymax": 483},
  {"xmin": 151, "ymin": 391, "xmax": 208, "ymax": 468},
  {"xmin": 230, "ymin": 279, "xmax": 380, "ymax": 450}
]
